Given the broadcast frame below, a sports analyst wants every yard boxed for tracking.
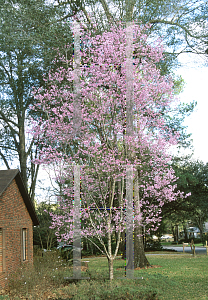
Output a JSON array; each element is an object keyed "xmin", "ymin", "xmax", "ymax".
[{"xmin": 1, "ymin": 250, "xmax": 208, "ymax": 299}]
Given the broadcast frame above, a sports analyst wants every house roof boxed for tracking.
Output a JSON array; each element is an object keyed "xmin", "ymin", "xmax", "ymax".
[{"xmin": 0, "ymin": 169, "xmax": 39, "ymax": 226}]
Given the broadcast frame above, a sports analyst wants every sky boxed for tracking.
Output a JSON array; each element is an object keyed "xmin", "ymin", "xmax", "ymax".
[{"xmin": 175, "ymin": 53, "xmax": 208, "ymax": 163}]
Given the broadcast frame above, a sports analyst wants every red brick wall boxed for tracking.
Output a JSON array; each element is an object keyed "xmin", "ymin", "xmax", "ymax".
[
  {"xmin": 0, "ymin": 229, "xmax": 2, "ymax": 273},
  {"xmin": 0, "ymin": 179, "xmax": 33, "ymax": 289}
]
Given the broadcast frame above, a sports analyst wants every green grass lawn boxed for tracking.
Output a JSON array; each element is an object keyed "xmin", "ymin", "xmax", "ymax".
[
  {"xmin": 86, "ymin": 254, "xmax": 208, "ymax": 299},
  {"xmin": 194, "ymin": 243, "xmax": 205, "ymax": 247},
  {"xmin": 1, "ymin": 250, "xmax": 208, "ymax": 299},
  {"xmin": 135, "ymin": 254, "xmax": 208, "ymax": 299},
  {"xmin": 160, "ymin": 241, "xmax": 173, "ymax": 246}
]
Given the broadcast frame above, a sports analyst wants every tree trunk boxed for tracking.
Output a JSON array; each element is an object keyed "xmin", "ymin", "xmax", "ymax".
[
  {"xmin": 29, "ymin": 162, "xmax": 39, "ymax": 203},
  {"xmin": 90, "ymin": 239, "xmax": 94, "ymax": 255},
  {"xmin": 134, "ymin": 169, "xmax": 150, "ymax": 268},
  {"xmin": 184, "ymin": 225, "xmax": 188, "ymax": 241},
  {"xmin": 19, "ymin": 121, "xmax": 28, "ymax": 189},
  {"xmin": 108, "ymin": 257, "xmax": 114, "ymax": 280},
  {"xmin": 120, "ymin": 227, "xmax": 150, "ymax": 268},
  {"xmin": 134, "ymin": 224, "xmax": 150, "ymax": 268},
  {"xmin": 175, "ymin": 225, "xmax": 179, "ymax": 242},
  {"xmin": 83, "ymin": 237, "xmax": 89, "ymax": 253},
  {"xmin": 120, "ymin": 230, "xmax": 126, "ymax": 259},
  {"xmin": 200, "ymin": 229, "xmax": 203, "ymax": 240},
  {"xmin": 198, "ymin": 216, "xmax": 203, "ymax": 240},
  {"xmin": 125, "ymin": 0, "xmax": 136, "ymax": 21},
  {"xmin": 38, "ymin": 230, "xmax": 44, "ymax": 250},
  {"xmin": 49, "ymin": 235, "xmax": 53, "ymax": 250},
  {"xmin": 172, "ymin": 225, "xmax": 176, "ymax": 241}
]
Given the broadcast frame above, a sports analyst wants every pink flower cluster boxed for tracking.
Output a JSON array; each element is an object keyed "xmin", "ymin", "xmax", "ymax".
[{"xmin": 31, "ymin": 21, "xmax": 187, "ymax": 245}]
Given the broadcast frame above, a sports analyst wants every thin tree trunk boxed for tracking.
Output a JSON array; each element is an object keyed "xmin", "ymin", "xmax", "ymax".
[
  {"xmin": 175, "ymin": 225, "xmax": 179, "ymax": 242},
  {"xmin": 0, "ymin": 151, "xmax": 10, "ymax": 169},
  {"xmin": 134, "ymin": 169, "xmax": 150, "ymax": 268},
  {"xmin": 172, "ymin": 225, "xmax": 176, "ymax": 241},
  {"xmin": 120, "ymin": 230, "xmax": 126, "ymax": 259},
  {"xmin": 29, "ymin": 163, "xmax": 39, "ymax": 203},
  {"xmin": 200, "ymin": 229, "xmax": 203, "ymax": 240},
  {"xmin": 38, "ymin": 230, "xmax": 44, "ymax": 250},
  {"xmin": 48, "ymin": 235, "xmax": 53, "ymax": 250},
  {"xmin": 108, "ymin": 257, "xmax": 114, "ymax": 280},
  {"xmin": 198, "ymin": 216, "xmax": 203, "ymax": 240},
  {"xmin": 19, "ymin": 123, "xmax": 28, "ymax": 190},
  {"xmin": 17, "ymin": 56, "xmax": 28, "ymax": 191},
  {"xmin": 90, "ymin": 239, "xmax": 94, "ymax": 255},
  {"xmin": 125, "ymin": 0, "xmax": 136, "ymax": 21},
  {"xmin": 184, "ymin": 225, "xmax": 188, "ymax": 241},
  {"xmin": 46, "ymin": 232, "xmax": 50, "ymax": 250}
]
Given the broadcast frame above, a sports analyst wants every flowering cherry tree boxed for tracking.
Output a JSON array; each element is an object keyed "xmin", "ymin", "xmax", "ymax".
[{"xmin": 32, "ymin": 21, "xmax": 186, "ymax": 280}]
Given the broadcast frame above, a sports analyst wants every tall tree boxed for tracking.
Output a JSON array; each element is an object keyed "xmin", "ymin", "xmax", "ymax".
[
  {"xmin": 162, "ymin": 157, "xmax": 208, "ymax": 240},
  {"xmin": 0, "ymin": 0, "xmax": 74, "ymax": 201},
  {"xmin": 56, "ymin": 0, "xmax": 208, "ymax": 59},
  {"xmin": 31, "ymin": 22, "xmax": 187, "ymax": 278},
  {"xmin": 0, "ymin": 0, "xmax": 200, "ymax": 203}
]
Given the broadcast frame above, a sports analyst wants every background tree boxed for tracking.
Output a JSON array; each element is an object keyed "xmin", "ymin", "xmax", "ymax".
[
  {"xmin": 161, "ymin": 156, "xmax": 208, "ymax": 241},
  {"xmin": 0, "ymin": 0, "xmax": 74, "ymax": 201},
  {"xmin": 33, "ymin": 202, "xmax": 59, "ymax": 250},
  {"xmin": 56, "ymin": 0, "xmax": 208, "ymax": 59}
]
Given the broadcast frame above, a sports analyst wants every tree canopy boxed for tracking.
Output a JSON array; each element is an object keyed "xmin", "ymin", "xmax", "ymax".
[
  {"xmin": 31, "ymin": 22, "xmax": 190, "ymax": 278},
  {"xmin": 161, "ymin": 157, "xmax": 208, "ymax": 239},
  {"xmin": 0, "ymin": 0, "xmax": 200, "ymax": 202},
  {"xmin": 0, "ymin": 0, "xmax": 73, "ymax": 200}
]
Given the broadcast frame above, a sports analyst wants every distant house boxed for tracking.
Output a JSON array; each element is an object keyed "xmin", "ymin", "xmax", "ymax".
[
  {"xmin": 179, "ymin": 225, "xmax": 204, "ymax": 239},
  {"xmin": 0, "ymin": 169, "xmax": 39, "ymax": 289},
  {"xmin": 204, "ymin": 222, "xmax": 208, "ymax": 232},
  {"xmin": 186, "ymin": 227, "xmax": 200, "ymax": 239}
]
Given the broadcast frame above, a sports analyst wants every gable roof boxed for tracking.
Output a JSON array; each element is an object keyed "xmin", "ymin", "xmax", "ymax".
[{"xmin": 0, "ymin": 169, "xmax": 39, "ymax": 226}]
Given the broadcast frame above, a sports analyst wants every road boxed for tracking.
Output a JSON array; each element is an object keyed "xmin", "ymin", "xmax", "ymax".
[{"xmin": 162, "ymin": 245, "xmax": 207, "ymax": 255}]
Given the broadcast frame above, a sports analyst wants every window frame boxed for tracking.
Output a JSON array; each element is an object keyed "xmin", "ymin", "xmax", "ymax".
[
  {"xmin": 0, "ymin": 228, "xmax": 6, "ymax": 272},
  {"xmin": 21, "ymin": 228, "xmax": 27, "ymax": 262}
]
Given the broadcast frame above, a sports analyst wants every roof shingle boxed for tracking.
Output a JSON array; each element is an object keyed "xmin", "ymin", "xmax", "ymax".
[{"xmin": 0, "ymin": 169, "xmax": 39, "ymax": 226}]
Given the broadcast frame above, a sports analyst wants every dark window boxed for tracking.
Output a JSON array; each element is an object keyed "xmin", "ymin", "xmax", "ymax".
[{"xmin": 22, "ymin": 228, "xmax": 27, "ymax": 261}]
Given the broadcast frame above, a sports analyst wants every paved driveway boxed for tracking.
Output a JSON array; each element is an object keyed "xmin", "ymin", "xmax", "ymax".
[{"xmin": 162, "ymin": 245, "xmax": 207, "ymax": 255}]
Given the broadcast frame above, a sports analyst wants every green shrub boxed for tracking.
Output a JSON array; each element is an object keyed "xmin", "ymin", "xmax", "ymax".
[
  {"xmin": 68, "ymin": 280, "xmax": 158, "ymax": 300},
  {"xmin": 145, "ymin": 240, "xmax": 163, "ymax": 251}
]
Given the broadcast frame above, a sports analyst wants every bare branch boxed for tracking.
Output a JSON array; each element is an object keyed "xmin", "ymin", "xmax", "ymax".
[
  {"xmin": 150, "ymin": 18, "xmax": 208, "ymax": 40},
  {"xmin": 0, "ymin": 151, "xmax": 10, "ymax": 169},
  {"xmin": 99, "ymin": 0, "xmax": 115, "ymax": 24}
]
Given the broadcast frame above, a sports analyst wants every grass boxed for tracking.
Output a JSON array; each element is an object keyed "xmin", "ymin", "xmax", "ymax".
[
  {"xmin": 135, "ymin": 254, "xmax": 208, "ymax": 299},
  {"xmin": 1, "ymin": 250, "xmax": 208, "ymax": 299},
  {"xmin": 194, "ymin": 243, "xmax": 206, "ymax": 247},
  {"xmin": 160, "ymin": 242, "xmax": 174, "ymax": 246}
]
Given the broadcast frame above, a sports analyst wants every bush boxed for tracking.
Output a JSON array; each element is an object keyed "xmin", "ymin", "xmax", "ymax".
[
  {"xmin": 5, "ymin": 249, "xmax": 160, "ymax": 299},
  {"xmin": 145, "ymin": 240, "xmax": 163, "ymax": 251},
  {"xmin": 68, "ymin": 280, "xmax": 158, "ymax": 300},
  {"xmin": 6, "ymin": 250, "xmax": 70, "ymax": 299}
]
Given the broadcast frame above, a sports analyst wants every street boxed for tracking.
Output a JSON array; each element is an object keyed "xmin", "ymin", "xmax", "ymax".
[{"xmin": 162, "ymin": 245, "xmax": 207, "ymax": 255}]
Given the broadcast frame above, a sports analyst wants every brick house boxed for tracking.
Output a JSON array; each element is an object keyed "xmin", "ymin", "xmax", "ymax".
[{"xmin": 0, "ymin": 169, "xmax": 39, "ymax": 289}]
